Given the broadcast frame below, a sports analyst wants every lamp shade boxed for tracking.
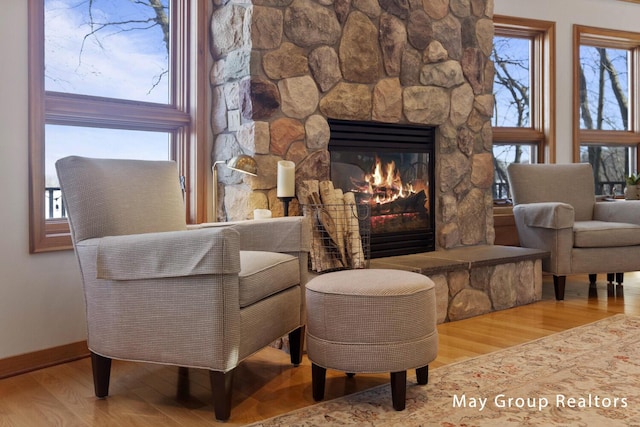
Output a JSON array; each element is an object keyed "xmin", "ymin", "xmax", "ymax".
[{"xmin": 226, "ymin": 155, "xmax": 258, "ymax": 176}]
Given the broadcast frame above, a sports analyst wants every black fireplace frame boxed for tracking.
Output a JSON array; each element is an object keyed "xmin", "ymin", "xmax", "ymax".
[{"xmin": 328, "ymin": 119, "xmax": 436, "ymax": 258}]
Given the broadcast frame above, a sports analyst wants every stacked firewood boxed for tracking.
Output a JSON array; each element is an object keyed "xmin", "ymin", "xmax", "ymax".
[{"xmin": 299, "ymin": 180, "xmax": 367, "ymax": 273}]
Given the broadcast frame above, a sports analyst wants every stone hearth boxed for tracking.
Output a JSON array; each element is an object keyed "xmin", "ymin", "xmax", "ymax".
[
  {"xmin": 370, "ymin": 245, "xmax": 546, "ymax": 322},
  {"xmin": 210, "ymin": 0, "xmax": 496, "ymax": 250}
]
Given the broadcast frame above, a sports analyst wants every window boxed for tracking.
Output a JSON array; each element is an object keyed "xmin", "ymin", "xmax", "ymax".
[
  {"xmin": 28, "ymin": 0, "xmax": 209, "ymax": 252},
  {"xmin": 492, "ymin": 16, "xmax": 555, "ymax": 201},
  {"xmin": 573, "ymin": 25, "xmax": 640, "ymax": 196}
]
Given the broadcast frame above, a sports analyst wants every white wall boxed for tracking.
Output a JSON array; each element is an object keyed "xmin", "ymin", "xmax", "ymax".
[
  {"xmin": 1, "ymin": 0, "xmax": 640, "ymax": 361},
  {"xmin": 0, "ymin": 0, "xmax": 86, "ymax": 359},
  {"xmin": 494, "ymin": 0, "xmax": 640, "ymax": 163}
]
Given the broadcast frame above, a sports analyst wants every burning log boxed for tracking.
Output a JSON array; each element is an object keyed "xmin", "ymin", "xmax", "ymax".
[{"xmin": 369, "ymin": 189, "xmax": 428, "ymax": 217}]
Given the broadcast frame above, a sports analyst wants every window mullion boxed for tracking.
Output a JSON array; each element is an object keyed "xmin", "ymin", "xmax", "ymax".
[
  {"xmin": 45, "ymin": 92, "xmax": 190, "ymax": 131},
  {"xmin": 579, "ymin": 129, "xmax": 640, "ymax": 145},
  {"xmin": 493, "ymin": 127, "xmax": 545, "ymax": 143},
  {"xmin": 632, "ymin": 47, "xmax": 640, "ymax": 134},
  {"xmin": 527, "ymin": 39, "xmax": 540, "ymax": 141}
]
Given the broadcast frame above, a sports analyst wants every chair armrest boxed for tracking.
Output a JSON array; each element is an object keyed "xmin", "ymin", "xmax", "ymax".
[
  {"xmin": 512, "ymin": 202, "xmax": 575, "ymax": 275},
  {"xmin": 594, "ymin": 200, "xmax": 640, "ymax": 225},
  {"xmin": 513, "ymin": 202, "xmax": 575, "ymax": 229},
  {"xmin": 92, "ymin": 227, "xmax": 241, "ymax": 281},
  {"xmin": 194, "ymin": 216, "xmax": 311, "ymax": 253}
]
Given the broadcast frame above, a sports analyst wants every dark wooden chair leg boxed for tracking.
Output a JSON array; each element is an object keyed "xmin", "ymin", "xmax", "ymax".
[
  {"xmin": 588, "ymin": 274, "xmax": 598, "ymax": 297},
  {"xmin": 210, "ymin": 369, "xmax": 234, "ymax": 421},
  {"xmin": 390, "ymin": 371, "xmax": 407, "ymax": 411},
  {"xmin": 177, "ymin": 367, "xmax": 190, "ymax": 400},
  {"xmin": 90, "ymin": 352, "xmax": 112, "ymax": 398},
  {"xmin": 416, "ymin": 365, "xmax": 429, "ymax": 385},
  {"xmin": 311, "ymin": 363, "xmax": 326, "ymax": 401},
  {"xmin": 553, "ymin": 275, "xmax": 566, "ymax": 300},
  {"xmin": 616, "ymin": 272, "xmax": 624, "ymax": 296},
  {"xmin": 288, "ymin": 326, "xmax": 304, "ymax": 366}
]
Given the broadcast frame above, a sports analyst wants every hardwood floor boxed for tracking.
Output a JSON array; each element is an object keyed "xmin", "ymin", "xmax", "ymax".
[{"xmin": 2, "ymin": 272, "xmax": 639, "ymax": 426}]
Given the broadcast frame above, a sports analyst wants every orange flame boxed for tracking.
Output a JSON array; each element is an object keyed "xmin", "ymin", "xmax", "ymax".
[{"xmin": 365, "ymin": 157, "xmax": 415, "ymax": 204}]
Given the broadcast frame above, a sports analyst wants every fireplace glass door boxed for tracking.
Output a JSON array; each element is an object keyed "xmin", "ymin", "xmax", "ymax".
[{"xmin": 328, "ymin": 119, "xmax": 435, "ymax": 258}]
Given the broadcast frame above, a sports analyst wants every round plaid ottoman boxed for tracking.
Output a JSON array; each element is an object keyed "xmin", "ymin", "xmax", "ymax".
[{"xmin": 305, "ymin": 268, "xmax": 438, "ymax": 411}]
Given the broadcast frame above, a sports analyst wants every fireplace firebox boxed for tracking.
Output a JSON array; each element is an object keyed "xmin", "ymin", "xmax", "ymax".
[{"xmin": 328, "ymin": 119, "xmax": 436, "ymax": 258}]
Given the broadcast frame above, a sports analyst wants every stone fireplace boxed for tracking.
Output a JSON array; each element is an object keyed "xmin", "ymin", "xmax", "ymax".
[{"xmin": 210, "ymin": 0, "xmax": 496, "ymax": 251}]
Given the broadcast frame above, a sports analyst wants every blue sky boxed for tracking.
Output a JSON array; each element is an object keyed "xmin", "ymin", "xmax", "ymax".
[{"xmin": 45, "ymin": 0, "xmax": 169, "ymax": 101}]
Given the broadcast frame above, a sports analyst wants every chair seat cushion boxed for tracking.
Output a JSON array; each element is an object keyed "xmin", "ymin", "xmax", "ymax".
[
  {"xmin": 574, "ymin": 221, "xmax": 640, "ymax": 248},
  {"xmin": 239, "ymin": 251, "xmax": 299, "ymax": 308}
]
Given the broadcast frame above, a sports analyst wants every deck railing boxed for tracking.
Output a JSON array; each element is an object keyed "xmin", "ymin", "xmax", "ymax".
[
  {"xmin": 45, "ymin": 187, "xmax": 66, "ymax": 219},
  {"xmin": 493, "ymin": 180, "xmax": 626, "ymax": 203},
  {"xmin": 47, "ymin": 180, "xmax": 629, "ymax": 221},
  {"xmin": 597, "ymin": 181, "xmax": 625, "ymax": 197}
]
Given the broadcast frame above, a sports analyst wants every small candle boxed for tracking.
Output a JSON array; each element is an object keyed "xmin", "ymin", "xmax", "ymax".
[
  {"xmin": 253, "ymin": 209, "xmax": 272, "ymax": 220},
  {"xmin": 277, "ymin": 160, "xmax": 295, "ymax": 197}
]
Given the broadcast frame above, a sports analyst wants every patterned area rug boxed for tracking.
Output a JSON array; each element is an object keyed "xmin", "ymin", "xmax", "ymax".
[{"xmin": 248, "ymin": 314, "xmax": 640, "ymax": 426}]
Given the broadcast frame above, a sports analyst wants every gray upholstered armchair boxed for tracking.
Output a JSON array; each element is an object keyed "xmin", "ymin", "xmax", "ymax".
[
  {"xmin": 56, "ymin": 156, "xmax": 310, "ymax": 421},
  {"xmin": 507, "ymin": 163, "xmax": 640, "ymax": 300}
]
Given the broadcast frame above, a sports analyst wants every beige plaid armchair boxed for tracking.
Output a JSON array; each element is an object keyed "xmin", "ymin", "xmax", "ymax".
[
  {"xmin": 508, "ymin": 163, "xmax": 640, "ymax": 300},
  {"xmin": 56, "ymin": 156, "xmax": 310, "ymax": 421}
]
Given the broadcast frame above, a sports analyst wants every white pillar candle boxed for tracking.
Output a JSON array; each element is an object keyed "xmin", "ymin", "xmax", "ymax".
[
  {"xmin": 253, "ymin": 209, "xmax": 272, "ymax": 220},
  {"xmin": 277, "ymin": 160, "xmax": 296, "ymax": 197}
]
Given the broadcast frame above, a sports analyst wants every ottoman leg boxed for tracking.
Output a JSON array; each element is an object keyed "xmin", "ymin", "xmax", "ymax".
[
  {"xmin": 312, "ymin": 363, "xmax": 326, "ymax": 401},
  {"xmin": 416, "ymin": 365, "xmax": 429, "ymax": 385},
  {"xmin": 390, "ymin": 371, "xmax": 407, "ymax": 411}
]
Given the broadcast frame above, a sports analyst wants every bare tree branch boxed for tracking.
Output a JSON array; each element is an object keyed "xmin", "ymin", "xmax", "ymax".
[
  {"xmin": 77, "ymin": 0, "xmax": 169, "ymax": 89},
  {"xmin": 579, "ymin": 64, "xmax": 594, "ymax": 130},
  {"xmin": 492, "ymin": 41, "xmax": 530, "ymax": 128}
]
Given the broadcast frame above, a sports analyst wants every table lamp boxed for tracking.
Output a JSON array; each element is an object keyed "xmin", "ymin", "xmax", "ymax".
[{"xmin": 213, "ymin": 154, "xmax": 258, "ymax": 221}]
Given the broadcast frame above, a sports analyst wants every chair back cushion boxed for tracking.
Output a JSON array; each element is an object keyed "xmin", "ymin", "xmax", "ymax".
[
  {"xmin": 507, "ymin": 163, "xmax": 596, "ymax": 221},
  {"xmin": 56, "ymin": 156, "xmax": 187, "ymax": 242}
]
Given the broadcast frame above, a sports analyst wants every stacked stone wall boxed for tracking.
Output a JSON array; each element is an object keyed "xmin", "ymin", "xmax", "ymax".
[{"xmin": 210, "ymin": 0, "xmax": 496, "ymax": 249}]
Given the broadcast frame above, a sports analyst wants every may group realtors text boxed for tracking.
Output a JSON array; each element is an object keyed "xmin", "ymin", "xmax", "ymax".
[{"xmin": 453, "ymin": 394, "xmax": 628, "ymax": 412}]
